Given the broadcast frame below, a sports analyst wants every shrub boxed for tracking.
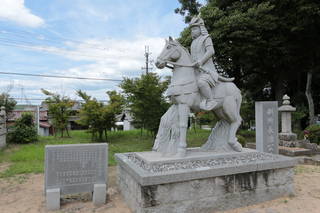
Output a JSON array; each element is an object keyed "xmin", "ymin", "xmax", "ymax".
[
  {"xmin": 305, "ymin": 124, "xmax": 320, "ymax": 145},
  {"xmin": 238, "ymin": 129, "xmax": 255, "ymax": 138},
  {"xmin": 236, "ymin": 135, "xmax": 246, "ymax": 147},
  {"xmin": 8, "ymin": 113, "xmax": 38, "ymax": 144}
]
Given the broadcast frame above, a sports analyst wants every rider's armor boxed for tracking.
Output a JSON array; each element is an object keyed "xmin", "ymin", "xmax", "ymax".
[{"xmin": 190, "ymin": 34, "xmax": 218, "ymax": 88}]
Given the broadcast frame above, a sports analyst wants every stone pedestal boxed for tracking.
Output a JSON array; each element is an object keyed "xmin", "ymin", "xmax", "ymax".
[
  {"xmin": 93, "ymin": 184, "xmax": 107, "ymax": 206},
  {"xmin": 46, "ymin": 188, "xmax": 60, "ymax": 211},
  {"xmin": 116, "ymin": 148, "xmax": 297, "ymax": 213}
]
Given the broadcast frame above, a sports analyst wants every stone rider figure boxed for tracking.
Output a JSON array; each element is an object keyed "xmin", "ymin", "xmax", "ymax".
[{"xmin": 190, "ymin": 16, "xmax": 220, "ymax": 111}]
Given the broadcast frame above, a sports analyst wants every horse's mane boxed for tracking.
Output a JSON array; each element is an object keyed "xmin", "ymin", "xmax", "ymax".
[{"xmin": 169, "ymin": 40, "xmax": 191, "ymax": 57}]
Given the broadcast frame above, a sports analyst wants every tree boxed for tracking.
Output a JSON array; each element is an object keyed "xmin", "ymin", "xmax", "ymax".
[
  {"xmin": 0, "ymin": 93, "xmax": 17, "ymax": 120},
  {"xmin": 174, "ymin": 0, "xmax": 202, "ymax": 23},
  {"xmin": 41, "ymin": 89, "xmax": 74, "ymax": 137},
  {"xmin": 120, "ymin": 73, "xmax": 170, "ymax": 136},
  {"xmin": 7, "ymin": 113, "xmax": 37, "ymax": 144},
  {"xmin": 77, "ymin": 90, "xmax": 105, "ymax": 141},
  {"xmin": 104, "ymin": 91, "xmax": 125, "ymax": 131},
  {"xmin": 77, "ymin": 90, "xmax": 125, "ymax": 141},
  {"xmin": 240, "ymin": 91, "xmax": 255, "ymax": 129}
]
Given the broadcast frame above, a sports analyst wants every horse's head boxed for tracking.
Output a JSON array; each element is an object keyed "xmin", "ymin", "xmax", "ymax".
[{"xmin": 156, "ymin": 36, "xmax": 183, "ymax": 69}]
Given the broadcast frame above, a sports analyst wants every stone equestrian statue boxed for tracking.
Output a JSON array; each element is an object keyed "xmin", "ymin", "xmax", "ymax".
[{"xmin": 153, "ymin": 16, "xmax": 243, "ymax": 157}]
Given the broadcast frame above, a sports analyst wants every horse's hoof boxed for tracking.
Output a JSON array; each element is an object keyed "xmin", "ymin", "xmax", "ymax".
[{"xmin": 228, "ymin": 141, "xmax": 242, "ymax": 152}]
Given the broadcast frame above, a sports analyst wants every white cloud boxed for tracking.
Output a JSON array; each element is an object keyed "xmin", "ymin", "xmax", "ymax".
[
  {"xmin": 0, "ymin": 36, "xmax": 173, "ymax": 104},
  {"xmin": 0, "ymin": 0, "xmax": 44, "ymax": 27},
  {"xmin": 28, "ymin": 36, "xmax": 171, "ymax": 79}
]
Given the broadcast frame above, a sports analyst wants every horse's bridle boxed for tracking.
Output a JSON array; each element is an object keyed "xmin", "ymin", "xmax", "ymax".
[
  {"xmin": 157, "ymin": 44, "xmax": 195, "ymax": 69},
  {"xmin": 163, "ymin": 61, "xmax": 195, "ymax": 68}
]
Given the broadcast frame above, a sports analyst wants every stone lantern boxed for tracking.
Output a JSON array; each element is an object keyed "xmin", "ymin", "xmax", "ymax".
[{"xmin": 278, "ymin": 95, "xmax": 297, "ymax": 145}]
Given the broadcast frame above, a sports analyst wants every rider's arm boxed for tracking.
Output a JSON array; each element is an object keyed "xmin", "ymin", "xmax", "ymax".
[{"xmin": 198, "ymin": 37, "xmax": 214, "ymax": 66}]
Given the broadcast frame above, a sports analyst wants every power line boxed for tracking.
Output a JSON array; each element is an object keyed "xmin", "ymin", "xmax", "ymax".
[
  {"xmin": 0, "ymin": 40, "xmax": 108, "ymax": 60},
  {"xmin": 0, "ymin": 29, "xmax": 108, "ymax": 51},
  {"xmin": 9, "ymin": 97, "xmax": 109, "ymax": 102},
  {"xmin": 0, "ymin": 71, "xmax": 122, "ymax": 82}
]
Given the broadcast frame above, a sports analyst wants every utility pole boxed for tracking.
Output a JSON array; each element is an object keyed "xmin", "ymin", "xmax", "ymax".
[{"xmin": 141, "ymin": 46, "xmax": 153, "ymax": 74}]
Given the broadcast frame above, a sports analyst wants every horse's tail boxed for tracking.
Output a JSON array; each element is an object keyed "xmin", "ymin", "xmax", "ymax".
[
  {"xmin": 235, "ymin": 91, "xmax": 242, "ymax": 122},
  {"xmin": 218, "ymin": 75, "xmax": 234, "ymax": 82}
]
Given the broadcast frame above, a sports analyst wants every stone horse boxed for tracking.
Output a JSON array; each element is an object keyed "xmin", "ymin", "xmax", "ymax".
[{"xmin": 153, "ymin": 37, "xmax": 243, "ymax": 157}]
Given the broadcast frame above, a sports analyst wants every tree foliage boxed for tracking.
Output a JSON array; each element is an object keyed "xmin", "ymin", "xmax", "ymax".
[
  {"xmin": 174, "ymin": 0, "xmax": 202, "ymax": 23},
  {"xmin": 8, "ymin": 113, "xmax": 37, "ymax": 144},
  {"xmin": 41, "ymin": 89, "xmax": 74, "ymax": 137},
  {"xmin": 120, "ymin": 73, "xmax": 170, "ymax": 136}
]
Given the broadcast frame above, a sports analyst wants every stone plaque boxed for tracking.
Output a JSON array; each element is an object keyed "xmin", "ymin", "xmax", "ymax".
[
  {"xmin": 255, "ymin": 101, "xmax": 278, "ymax": 154},
  {"xmin": 45, "ymin": 143, "xmax": 108, "ymax": 195}
]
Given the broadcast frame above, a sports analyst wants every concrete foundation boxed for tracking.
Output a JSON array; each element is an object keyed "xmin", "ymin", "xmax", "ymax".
[{"xmin": 116, "ymin": 148, "xmax": 297, "ymax": 213}]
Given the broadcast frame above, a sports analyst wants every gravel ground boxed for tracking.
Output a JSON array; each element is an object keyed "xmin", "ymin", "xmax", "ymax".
[{"xmin": 0, "ymin": 165, "xmax": 320, "ymax": 213}]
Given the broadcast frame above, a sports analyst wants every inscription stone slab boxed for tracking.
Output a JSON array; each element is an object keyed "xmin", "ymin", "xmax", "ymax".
[
  {"xmin": 45, "ymin": 143, "xmax": 108, "ymax": 210},
  {"xmin": 255, "ymin": 101, "xmax": 279, "ymax": 154}
]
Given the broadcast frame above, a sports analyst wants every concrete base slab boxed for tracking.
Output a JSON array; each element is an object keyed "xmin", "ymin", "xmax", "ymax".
[
  {"xmin": 279, "ymin": 146, "xmax": 314, "ymax": 156},
  {"xmin": 46, "ymin": 188, "xmax": 60, "ymax": 211},
  {"xmin": 246, "ymin": 143, "xmax": 316, "ymax": 157},
  {"xmin": 115, "ymin": 148, "xmax": 297, "ymax": 213},
  {"xmin": 93, "ymin": 184, "xmax": 106, "ymax": 206}
]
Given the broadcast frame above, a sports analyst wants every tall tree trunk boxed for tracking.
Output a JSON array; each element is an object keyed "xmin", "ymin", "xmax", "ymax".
[
  {"xmin": 305, "ymin": 71, "xmax": 316, "ymax": 125},
  {"xmin": 99, "ymin": 130, "xmax": 103, "ymax": 141},
  {"xmin": 104, "ymin": 129, "xmax": 108, "ymax": 141},
  {"xmin": 273, "ymin": 73, "xmax": 286, "ymax": 103},
  {"xmin": 65, "ymin": 127, "xmax": 70, "ymax": 137}
]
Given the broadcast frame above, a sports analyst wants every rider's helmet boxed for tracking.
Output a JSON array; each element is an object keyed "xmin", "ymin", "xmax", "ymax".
[{"xmin": 189, "ymin": 15, "xmax": 208, "ymax": 36}]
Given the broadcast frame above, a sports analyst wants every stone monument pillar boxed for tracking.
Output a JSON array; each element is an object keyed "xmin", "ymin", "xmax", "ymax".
[
  {"xmin": 255, "ymin": 101, "xmax": 279, "ymax": 154},
  {"xmin": 278, "ymin": 95, "xmax": 297, "ymax": 145},
  {"xmin": 0, "ymin": 106, "xmax": 6, "ymax": 149}
]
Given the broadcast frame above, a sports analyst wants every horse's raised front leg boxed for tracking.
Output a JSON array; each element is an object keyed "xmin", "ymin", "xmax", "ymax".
[{"xmin": 177, "ymin": 103, "xmax": 190, "ymax": 157}]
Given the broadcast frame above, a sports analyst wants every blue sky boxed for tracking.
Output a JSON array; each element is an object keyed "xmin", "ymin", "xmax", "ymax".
[{"xmin": 0, "ymin": 0, "xmax": 194, "ymax": 104}]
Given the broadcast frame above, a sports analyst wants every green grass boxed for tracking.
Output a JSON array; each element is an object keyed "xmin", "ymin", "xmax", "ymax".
[
  {"xmin": 1, "ymin": 128, "xmax": 249, "ymax": 178},
  {"xmin": 294, "ymin": 165, "xmax": 320, "ymax": 174},
  {"xmin": 0, "ymin": 129, "xmax": 169, "ymax": 177}
]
